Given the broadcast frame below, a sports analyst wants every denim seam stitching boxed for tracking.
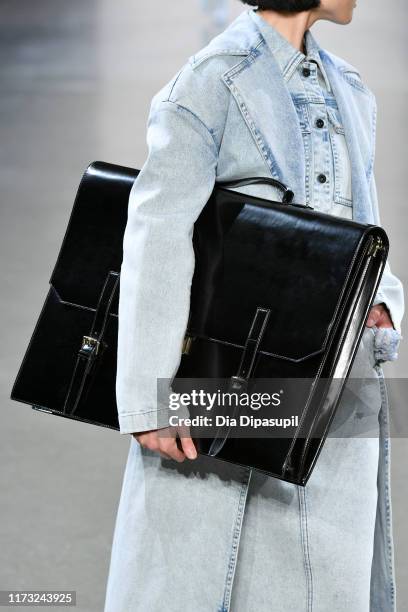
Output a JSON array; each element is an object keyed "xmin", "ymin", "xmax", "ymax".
[
  {"xmin": 340, "ymin": 70, "xmax": 371, "ymax": 95},
  {"xmin": 120, "ymin": 407, "xmax": 169, "ymax": 417},
  {"xmin": 189, "ymin": 49, "xmax": 251, "ymax": 70},
  {"xmin": 366, "ymin": 93, "xmax": 377, "ymax": 183},
  {"xmin": 224, "ymin": 79, "xmax": 280, "ymax": 179},
  {"xmin": 298, "ymin": 487, "xmax": 314, "ymax": 611},
  {"xmin": 327, "ymin": 115, "xmax": 353, "ymax": 207},
  {"xmin": 166, "ymin": 68, "xmax": 184, "ymax": 101},
  {"xmin": 376, "ymin": 368, "xmax": 397, "ymax": 608},
  {"xmin": 221, "ymin": 468, "xmax": 252, "ymax": 611},
  {"xmin": 221, "ymin": 38, "xmax": 264, "ymax": 83},
  {"xmin": 157, "ymin": 99, "xmax": 219, "ymax": 154},
  {"xmin": 303, "ymin": 131, "xmax": 311, "ymax": 204}
]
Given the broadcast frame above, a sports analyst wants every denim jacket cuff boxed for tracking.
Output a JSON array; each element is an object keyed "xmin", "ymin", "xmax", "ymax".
[{"xmin": 118, "ymin": 406, "xmax": 171, "ymax": 435}]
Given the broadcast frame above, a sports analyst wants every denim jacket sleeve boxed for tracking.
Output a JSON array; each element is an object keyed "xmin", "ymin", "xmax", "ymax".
[
  {"xmin": 115, "ymin": 97, "xmax": 218, "ymax": 434},
  {"xmin": 369, "ymin": 171, "xmax": 405, "ymax": 337}
]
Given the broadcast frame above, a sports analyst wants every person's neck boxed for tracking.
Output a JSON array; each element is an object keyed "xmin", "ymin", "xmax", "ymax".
[{"xmin": 256, "ymin": 9, "xmax": 318, "ymax": 54}]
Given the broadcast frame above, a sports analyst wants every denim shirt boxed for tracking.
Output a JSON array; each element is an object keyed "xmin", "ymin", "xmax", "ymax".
[{"xmin": 251, "ymin": 10, "xmax": 353, "ymax": 217}]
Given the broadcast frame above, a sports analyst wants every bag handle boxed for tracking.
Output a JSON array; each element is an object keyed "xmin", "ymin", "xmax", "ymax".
[{"xmin": 215, "ymin": 176, "xmax": 295, "ymax": 204}]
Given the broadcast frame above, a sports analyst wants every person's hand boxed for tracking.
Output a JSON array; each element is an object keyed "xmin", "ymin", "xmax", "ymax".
[
  {"xmin": 132, "ymin": 427, "xmax": 197, "ymax": 462},
  {"xmin": 365, "ymin": 303, "xmax": 394, "ymax": 329}
]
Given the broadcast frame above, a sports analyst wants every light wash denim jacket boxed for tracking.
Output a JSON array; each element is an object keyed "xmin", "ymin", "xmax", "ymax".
[{"xmin": 116, "ymin": 7, "xmax": 405, "ymax": 434}]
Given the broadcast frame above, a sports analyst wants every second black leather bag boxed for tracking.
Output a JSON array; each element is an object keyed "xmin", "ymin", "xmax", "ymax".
[{"xmin": 10, "ymin": 161, "xmax": 388, "ymax": 485}]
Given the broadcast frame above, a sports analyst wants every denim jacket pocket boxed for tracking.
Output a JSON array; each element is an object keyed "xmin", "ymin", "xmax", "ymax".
[{"xmin": 327, "ymin": 105, "xmax": 353, "ymax": 208}]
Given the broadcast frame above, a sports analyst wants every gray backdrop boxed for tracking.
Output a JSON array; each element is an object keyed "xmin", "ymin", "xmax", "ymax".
[{"xmin": 1, "ymin": 1, "xmax": 406, "ymax": 610}]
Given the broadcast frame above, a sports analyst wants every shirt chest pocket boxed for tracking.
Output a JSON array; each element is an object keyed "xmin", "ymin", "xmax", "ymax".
[{"xmin": 326, "ymin": 106, "xmax": 353, "ymax": 207}]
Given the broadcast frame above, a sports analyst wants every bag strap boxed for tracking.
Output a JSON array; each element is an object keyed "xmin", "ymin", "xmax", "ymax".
[
  {"xmin": 207, "ymin": 306, "xmax": 271, "ymax": 457},
  {"xmin": 215, "ymin": 176, "xmax": 295, "ymax": 204},
  {"xmin": 62, "ymin": 271, "xmax": 120, "ymax": 416}
]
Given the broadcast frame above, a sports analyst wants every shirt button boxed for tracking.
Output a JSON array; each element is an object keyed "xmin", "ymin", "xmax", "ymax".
[
  {"xmin": 302, "ymin": 67, "xmax": 311, "ymax": 77},
  {"xmin": 315, "ymin": 118, "xmax": 325, "ymax": 128},
  {"xmin": 317, "ymin": 173, "xmax": 327, "ymax": 183}
]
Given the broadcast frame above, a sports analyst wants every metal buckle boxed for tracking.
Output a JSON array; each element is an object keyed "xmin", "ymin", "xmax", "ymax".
[
  {"xmin": 81, "ymin": 335, "xmax": 100, "ymax": 355},
  {"xmin": 182, "ymin": 334, "xmax": 194, "ymax": 355},
  {"xmin": 229, "ymin": 375, "xmax": 248, "ymax": 393},
  {"xmin": 368, "ymin": 236, "xmax": 383, "ymax": 258}
]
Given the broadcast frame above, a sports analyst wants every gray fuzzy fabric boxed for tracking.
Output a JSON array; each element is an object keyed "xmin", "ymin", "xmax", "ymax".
[{"xmin": 372, "ymin": 326, "xmax": 403, "ymax": 363}]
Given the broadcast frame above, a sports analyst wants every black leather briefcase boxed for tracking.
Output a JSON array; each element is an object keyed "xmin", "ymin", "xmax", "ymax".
[{"xmin": 10, "ymin": 160, "xmax": 388, "ymax": 485}]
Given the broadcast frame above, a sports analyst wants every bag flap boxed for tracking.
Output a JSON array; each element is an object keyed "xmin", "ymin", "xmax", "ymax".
[
  {"xmin": 49, "ymin": 161, "xmax": 137, "ymax": 312},
  {"xmin": 188, "ymin": 190, "xmax": 374, "ymax": 362}
]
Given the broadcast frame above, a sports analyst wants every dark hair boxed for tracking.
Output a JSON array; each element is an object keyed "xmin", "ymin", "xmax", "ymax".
[{"xmin": 240, "ymin": 0, "xmax": 321, "ymax": 11}]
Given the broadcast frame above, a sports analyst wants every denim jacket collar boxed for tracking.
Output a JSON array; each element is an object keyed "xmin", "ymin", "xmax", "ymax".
[{"xmin": 249, "ymin": 9, "xmax": 331, "ymax": 91}]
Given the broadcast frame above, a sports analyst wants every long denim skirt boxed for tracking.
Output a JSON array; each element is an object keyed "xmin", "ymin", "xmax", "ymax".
[{"xmin": 104, "ymin": 326, "xmax": 396, "ymax": 612}]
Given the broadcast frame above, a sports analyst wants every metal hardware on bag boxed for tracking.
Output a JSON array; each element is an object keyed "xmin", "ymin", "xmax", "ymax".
[
  {"xmin": 182, "ymin": 334, "xmax": 195, "ymax": 355},
  {"xmin": 282, "ymin": 190, "xmax": 313, "ymax": 209},
  {"xmin": 32, "ymin": 405, "xmax": 53, "ymax": 414},
  {"xmin": 229, "ymin": 375, "xmax": 248, "ymax": 393},
  {"xmin": 81, "ymin": 335, "xmax": 100, "ymax": 356},
  {"xmin": 62, "ymin": 271, "xmax": 119, "ymax": 417},
  {"xmin": 368, "ymin": 236, "xmax": 384, "ymax": 258},
  {"xmin": 282, "ymin": 189, "xmax": 295, "ymax": 204}
]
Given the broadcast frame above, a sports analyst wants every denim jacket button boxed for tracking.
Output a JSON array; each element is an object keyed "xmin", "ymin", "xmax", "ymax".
[
  {"xmin": 317, "ymin": 173, "xmax": 327, "ymax": 183},
  {"xmin": 315, "ymin": 118, "xmax": 325, "ymax": 128},
  {"xmin": 302, "ymin": 67, "xmax": 311, "ymax": 77}
]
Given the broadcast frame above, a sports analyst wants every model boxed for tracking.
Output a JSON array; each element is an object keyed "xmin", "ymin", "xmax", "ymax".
[{"xmin": 104, "ymin": 1, "xmax": 404, "ymax": 610}]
